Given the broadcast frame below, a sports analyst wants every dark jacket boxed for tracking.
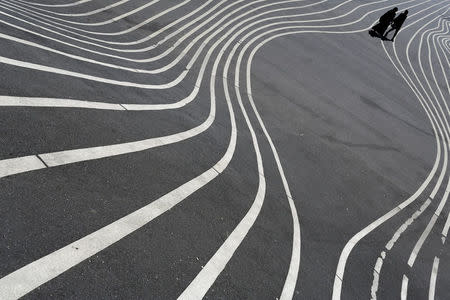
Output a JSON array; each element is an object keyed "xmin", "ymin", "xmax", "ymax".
[{"xmin": 392, "ymin": 12, "xmax": 408, "ymax": 29}]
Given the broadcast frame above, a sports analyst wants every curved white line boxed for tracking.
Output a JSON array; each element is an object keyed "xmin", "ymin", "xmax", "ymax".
[
  {"xmin": 15, "ymin": 0, "xmax": 91, "ymax": 8},
  {"xmin": 7, "ymin": 0, "xmax": 131, "ymax": 17},
  {"xmin": 178, "ymin": 3, "xmax": 443, "ymax": 298},
  {"xmin": 428, "ymin": 257, "xmax": 439, "ymax": 300},
  {"xmin": 370, "ymin": 19, "xmax": 450, "ymax": 299},
  {"xmin": 332, "ymin": 4, "xmax": 449, "ymax": 299},
  {"xmin": 0, "ymin": 2, "xmax": 427, "ymax": 298}
]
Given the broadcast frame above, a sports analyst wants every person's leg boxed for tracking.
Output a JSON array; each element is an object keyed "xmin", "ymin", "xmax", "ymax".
[
  {"xmin": 391, "ymin": 28, "xmax": 400, "ymax": 41},
  {"xmin": 384, "ymin": 27, "xmax": 394, "ymax": 38}
]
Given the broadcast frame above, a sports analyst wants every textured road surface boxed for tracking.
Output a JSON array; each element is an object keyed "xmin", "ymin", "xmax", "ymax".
[{"xmin": 0, "ymin": 0, "xmax": 449, "ymax": 299}]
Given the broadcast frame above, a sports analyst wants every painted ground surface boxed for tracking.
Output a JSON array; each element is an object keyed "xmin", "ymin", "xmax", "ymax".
[{"xmin": 0, "ymin": 0, "xmax": 449, "ymax": 298}]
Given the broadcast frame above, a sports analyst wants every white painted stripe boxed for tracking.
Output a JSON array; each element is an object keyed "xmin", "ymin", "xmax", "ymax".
[
  {"xmin": 2, "ymin": 0, "xmax": 219, "ymax": 54},
  {"xmin": 0, "ymin": 168, "xmax": 219, "ymax": 300},
  {"xmin": 0, "ymin": 4, "xmax": 439, "ymax": 298},
  {"xmin": 244, "ymin": 29, "xmax": 301, "ymax": 300},
  {"xmin": 428, "ymin": 257, "xmax": 439, "ymax": 300},
  {"xmin": 8, "ymin": 0, "xmax": 131, "ymax": 17},
  {"xmin": 179, "ymin": 34, "xmax": 267, "ymax": 299},
  {"xmin": 442, "ymin": 211, "xmax": 450, "ymax": 239},
  {"xmin": 0, "ymin": 156, "xmax": 46, "ymax": 178},
  {"xmin": 4, "ymin": 0, "xmax": 166, "ymax": 26},
  {"xmin": 15, "ymin": 0, "xmax": 91, "ymax": 7},
  {"xmin": 0, "ymin": 37, "xmax": 238, "ymax": 299},
  {"xmin": 386, "ymin": 198, "xmax": 432, "ymax": 251},
  {"xmin": 0, "ymin": 0, "xmax": 409, "ymax": 180},
  {"xmin": 402, "ymin": 10, "xmax": 450, "ymax": 268},
  {"xmin": 370, "ymin": 11, "xmax": 450, "ymax": 298},
  {"xmin": 0, "ymin": 55, "xmax": 188, "ymax": 89},
  {"xmin": 401, "ymin": 275, "xmax": 409, "ymax": 300},
  {"xmin": 0, "ymin": 96, "xmax": 124, "ymax": 110},
  {"xmin": 333, "ymin": 4, "xmax": 450, "ymax": 299},
  {"xmin": 408, "ymin": 191, "xmax": 449, "ymax": 266},
  {"xmin": 0, "ymin": 0, "xmax": 420, "ymax": 99},
  {"xmin": 179, "ymin": 2, "xmax": 430, "ymax": 297}
]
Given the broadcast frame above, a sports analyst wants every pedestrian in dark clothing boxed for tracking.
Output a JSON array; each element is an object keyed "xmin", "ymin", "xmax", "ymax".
[
  {"xmin": 384, "ymin": 10, "xmax": 409, "ymax": 41},
  {"xmin": 371, "ymin": 7, "xmax": 398, "ymax": 36}
]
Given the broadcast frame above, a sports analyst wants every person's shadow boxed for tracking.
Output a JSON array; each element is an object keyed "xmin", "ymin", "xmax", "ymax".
[{"xmin": 368, "ymin": 29, "xmax": 391, "ymax": 41}]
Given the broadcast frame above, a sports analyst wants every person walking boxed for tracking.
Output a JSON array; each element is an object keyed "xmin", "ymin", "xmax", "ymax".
[
  {"xmin": 371, "ymin": 7, "xmax": 398, "ymax": 36},
  {"xmin": 384, "ymin": 10, "xmax": 409, "ymax": 41}
]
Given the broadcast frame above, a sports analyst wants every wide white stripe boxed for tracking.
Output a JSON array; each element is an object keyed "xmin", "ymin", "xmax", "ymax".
[
  {"xmin": 0, "ymin": 156, "xmax": 46, "ymax": 178},
  {"xmin": 0, "ymin": 96, "xmax": 124, "ymax": 110}
]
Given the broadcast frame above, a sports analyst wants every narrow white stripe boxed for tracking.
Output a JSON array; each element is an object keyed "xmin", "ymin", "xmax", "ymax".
[
  {"xmin": 401, "ymin": 275, "xmax": 409, "ymax": 300},
  {"xmin": 428, "ymin": 257, "xmax": 439, "ymax": 300},
  {"xmin": 386, "ymin": 198, "xmax": 432, "ymax": 251},
  {"xmin": 442, "ymin": 211, "xmax": 450, "ymax": 238},
  {"xmin": 10, "ymin": 0, "xmax": 131, "ymax": 17},
  {"xmin": 178, "ymin": 35, "xmax": 266, "ymax": 299},
  {"xmin": 333, "ymin": 4, "xmax": 449, "ymax": 298},
  {"xmin": 16, "ymin": 0, "xmax": 91, "ymax": 7},
  {"xmin": 408, "ymin": 191, "xmax": 449, "ymax": 266}
]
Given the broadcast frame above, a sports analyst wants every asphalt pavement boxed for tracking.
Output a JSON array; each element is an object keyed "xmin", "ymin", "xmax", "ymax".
[{"xmin": 0, "ymin": 0, "xmax": 449, "ymax": 299}]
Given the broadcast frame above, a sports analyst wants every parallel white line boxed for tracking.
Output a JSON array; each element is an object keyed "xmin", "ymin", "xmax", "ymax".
[
  {"xmin": 0, "ymin": 2, "xmax": 421, "ymax": 297},
  {"xmin": 3, "ymin": 0, "xmax": 190, "ymax": 36},
  {"xmin": 178, "ymin": 36, "xmax": 266, "ymax": 299},
  {"xmin": 0, "ymin": 0, "xmax": 323, "ymax": 73},
  {"xmin": 332, "ymin": 4, "xmax": 450, "ymax": 299},
  {"xmin": 244, "ymin": 32, "xmax": 301, "ymax": 300},
  {"xmin": 433, "ymin": 33, "xmax": 450, "ymax": 95},
  {"xmin": 0, "ymin": 24, "xmax": 238, "ymax": 299},
  {"xmin": 3, "ymin": 0, "xmax": 184, "ymax": 27},
  {"xmin": 370, "ymin": 18, "xmax": 449, "ymax": 293},
  {"xmin": 0, "ymin": 0, "xmax": 390, "ymax": 59},
  {"xmin": 0, "ymin": 1, "xmax": 342, "ymax": 177},
  {"xmin": 0, "ymin": 0, "xmax": 427, "ymax": 179},
  {"xmin": 428, "ymin": 256, "xmax": 439, "ymax": 300},
  {"xmin": 8, "ymin": 0, "xmax": 131, "ymax": 17},
  {"xmin": 4, "ymin": 0, "xmax": 166, "ymax": 26},
  {"xmin": 427, "ymin": 24, "xmax": 450, "ymax": 116},
  {"xmin": 4, "ymin": 0, "xmax": 229, "ymax": 49},
  {"xmin": 370, "ymin": 198, "xmax": 432, "ymax": 299},
  {"xmin": 0, "ymin": 0, "xmax": 422, "ymax": 88},
  {"xmin": 15, "ymin": 0, "xmax": 91, "ymax": 8},
  {"xmin": 401, "ymin": 13, "xmax": 450, "ymax": 268},
  {"xmin": 0, "ymin": 0, "xmax": 245, "ymax": 46},
  {"xmin": 2, "ymin": 0, "xmax": 221, "ymax": 51},
  {"xmin": 371, "ymin": 14, "xmax": 450, "ymax": 299},
  {"xmin": 408, "ymin": 190, "xmax": 450, "ymax": 266},
  {"xmin": 178, "ymin": 3, "xmax": 435, "ymax": 297}
]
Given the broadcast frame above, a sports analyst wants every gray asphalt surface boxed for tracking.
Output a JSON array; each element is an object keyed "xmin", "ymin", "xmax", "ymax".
[{"xmin": 0, "ymin": 0, "xmax": 449, "ymax": 299}]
